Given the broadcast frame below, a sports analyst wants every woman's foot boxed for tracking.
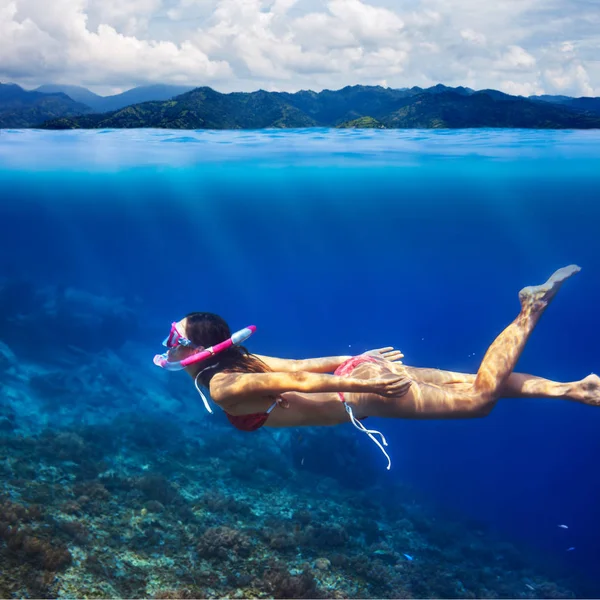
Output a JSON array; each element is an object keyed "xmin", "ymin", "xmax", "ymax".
[
  {"xmin": 519, "ymin": 265, "xmax": 581, "ymax": 311},
  {"xmin": 569, "ymin": 374, "xmax": 600, "ymax": 406}
]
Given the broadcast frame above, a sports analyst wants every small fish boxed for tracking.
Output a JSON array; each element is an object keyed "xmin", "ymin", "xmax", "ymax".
[
  {"xmin": 403, "ymin": 553, "xmax": 414, "ymax": 561},
  {"xmin": 558, "ymin": 524, "xmax": 569, "ymax": 529},
  {"xmin": 567, "ymin": 547, "xmax": 576, "ymax": 551},
  {"xmin": 526, "ymin": 584, "xmax": 535, "ymax": 591},
  {"xmin": 301, "ymin": 457, "xmax": 304, "ymax": 466}
]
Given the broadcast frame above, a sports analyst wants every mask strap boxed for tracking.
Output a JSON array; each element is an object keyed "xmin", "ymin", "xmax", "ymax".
[
  {"xmin": 344, "ymin": 403, "xmax": 392, "ymax": 470},
  {"xmin": 194, "ymin": 363, "xmax": 220, "ymax": 414}
]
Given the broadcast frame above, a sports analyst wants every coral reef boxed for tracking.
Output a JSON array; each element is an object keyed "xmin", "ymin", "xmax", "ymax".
[
  {"xmin": 0, "ymin": 498, "xmax": 72, "ymax": 597},
  {"xmin": 0, "ymin": 410, "xmax": 581, "ymax": 599}
]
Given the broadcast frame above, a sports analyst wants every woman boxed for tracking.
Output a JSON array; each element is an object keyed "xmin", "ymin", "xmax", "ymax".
[{"xmin": 154, "ymin": 265, "xmax": 599, "ymax": 468}]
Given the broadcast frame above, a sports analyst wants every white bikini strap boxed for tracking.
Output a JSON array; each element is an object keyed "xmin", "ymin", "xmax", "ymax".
[
  {"xmin": 194, "ymin": 363, "xmax": 221, "ymax": 414},
  {"xmin": 344, "ymin": 403, "xmax": 392, "ymax": 470}
]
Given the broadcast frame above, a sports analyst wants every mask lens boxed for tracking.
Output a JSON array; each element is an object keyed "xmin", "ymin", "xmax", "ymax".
[{"xmin": 164, "ymin": 322, "xmax": 194, "ymax": 348}]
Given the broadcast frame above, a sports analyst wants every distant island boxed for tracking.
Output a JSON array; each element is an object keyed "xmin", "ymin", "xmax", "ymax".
[{"xmin": 1, "ymin": 82, "xmax": 600, "ymax": 130}]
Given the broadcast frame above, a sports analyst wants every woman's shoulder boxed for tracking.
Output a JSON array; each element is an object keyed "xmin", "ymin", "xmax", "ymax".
[{"xmin": 209, "ymin": 369, "xmax": 261, "ymax": 403}]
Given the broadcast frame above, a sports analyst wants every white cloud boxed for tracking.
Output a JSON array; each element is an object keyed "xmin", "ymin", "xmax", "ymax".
[
  {"xmin": 0, "ymin": 0, "xmax": 598, "ymax": 96},
  {"xmin": 461, "ymin": 28, "xmax": 486, "ymax": 45},
  {"xmin": 292, "ymin": 12, "xmax": 355, "ymax": 50},
  {"xmin": 327, "ymin": 0, "xmax": 404, "ymax": 45},
  {"xmin": 544, "ymin": 63, "xmax": 594, "ymax": 97},
  {"xmin": 495, "ymin": 45, "xmax": 537, "ymax": 70},
  {"xmin": 561, "ymin": 41, "xmax": 574, "ymax": 53},
  {"xmin": 85, "ymin": 0, "xmax": 163, "ymax": 37},
  {"xmin": 501, "ymin": 79, "xmax": 544, "ymax": 96},
  {"xmin": 0, "ymin": 0, "xmax": 231, "ymax": 88}
]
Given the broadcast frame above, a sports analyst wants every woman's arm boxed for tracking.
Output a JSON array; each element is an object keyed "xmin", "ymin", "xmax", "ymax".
[
  {"xmin": 211, "ymin": 370, "xmax": 412, "ymax": 404},
  {"xmin": 253, "ymin": 348, "xmax": 403, "ymax": 373},
  {"xmin": 253, "ymin": 354, "xmax": 352, "ymax": 373}
]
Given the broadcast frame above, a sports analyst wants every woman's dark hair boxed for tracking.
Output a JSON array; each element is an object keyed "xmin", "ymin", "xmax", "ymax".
[{"xmin": 184, "ymin": 312, "xmax": 270, "ymax": 387}]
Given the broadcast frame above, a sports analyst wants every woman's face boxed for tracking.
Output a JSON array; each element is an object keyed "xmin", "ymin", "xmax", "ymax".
[
  {"xmin": 176, "ymin": 317, "xmax": 188, "ymax": 339},
  {"xmin": 168, "ymin": 318, "xmax": 203, "ymax": 363}
]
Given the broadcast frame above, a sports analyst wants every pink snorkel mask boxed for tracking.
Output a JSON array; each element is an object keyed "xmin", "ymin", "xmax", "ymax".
[{"xmin": 153, "ymin": 322, "xmax": 257, "ymax": 372}]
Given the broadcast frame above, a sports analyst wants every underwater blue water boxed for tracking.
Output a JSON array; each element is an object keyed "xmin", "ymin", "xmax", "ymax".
[{"xmin": 1, "ymin": 128, "xmax": 600, "ymax": 592}]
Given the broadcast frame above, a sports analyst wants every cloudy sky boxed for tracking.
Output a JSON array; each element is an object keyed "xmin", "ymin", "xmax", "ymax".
[{"xmin": 1, "ymin": 0, "xmax": 598, "ymax": 96}]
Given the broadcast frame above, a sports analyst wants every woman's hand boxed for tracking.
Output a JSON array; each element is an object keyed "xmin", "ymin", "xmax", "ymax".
[
  {"xmin": 362, "ymin": 347, "xmax": 404, "ymax": 364},
  {"xmin": 276, "ymin": 395, "xmax": 290, "ymax": 409},
  {"xmin": 363, "ymin": 374, "xmax": 412, "ymax": 398}
]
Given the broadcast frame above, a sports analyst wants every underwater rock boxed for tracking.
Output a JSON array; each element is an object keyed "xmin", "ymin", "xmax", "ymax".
[
  {"xmin": 314, "ymin": 557, "xmax": 331, "ymax": 571},
  {"xmin": 0, "ymin": 279, "xmax": 138, "ymax": 361},
  {"xmin": 290, "ymin": 425, "xmax": 384, "ymax": 488},
  {"xmin": 0, "ymin": 416, "xmax": 583, "ymax": 599},
  {"xmin": 262, "ymin": 562, "xmax": 325, "ymax": 599},
  {"xmin": 27, "ymin": 353, "xmax": 148, "ymax": 418},
  {"xmin": 196, "ymin": 526, "xmax": 252, "ymax": 560},
  {"xmin": 0, "ymin": 395, "xmax": 17, "ymax": 433},
  {"xmin": 0, "ymin": 341, "xmax": 17, "ymax": 373},
  {"xmin": 153, "ymin": 590, "xmax": 199, "ymax": 599},
  {"xmin": 135, "ymin": 473, "xmax": 182, "ymax": 506},
  {"xmin": 0, "ymin": 497, "xmax": 72, "ymax": 590}
]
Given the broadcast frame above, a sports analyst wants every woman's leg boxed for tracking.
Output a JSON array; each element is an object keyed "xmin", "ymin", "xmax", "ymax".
[
  {"xmin": 360, "ymin": 265, "xmax": 584, "ymax": 419},
  {"xmin": 403, "ymin": 366, "xmax": 600, "ymax": 404}
]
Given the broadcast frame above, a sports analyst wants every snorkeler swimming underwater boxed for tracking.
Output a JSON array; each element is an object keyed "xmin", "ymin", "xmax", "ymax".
[{"xmin": 154, "ymin": 265, "xmax": 600, "ymax": 469}]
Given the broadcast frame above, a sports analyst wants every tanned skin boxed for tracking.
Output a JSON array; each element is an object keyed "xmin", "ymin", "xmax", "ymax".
[{"xmin": 175, "ymin": 266, "xmax": 600, "ymax": 428}]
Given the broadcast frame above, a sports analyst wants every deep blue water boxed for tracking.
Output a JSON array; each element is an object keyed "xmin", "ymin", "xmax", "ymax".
[{"xmin": 1, "ymin": 128, "xmax": 600, "ymax": 594}]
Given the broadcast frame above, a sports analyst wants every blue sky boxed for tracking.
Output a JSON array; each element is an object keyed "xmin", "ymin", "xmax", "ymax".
[{"xmin": 1, "ymin": 0, "xmax": 598, "ymax": 96}]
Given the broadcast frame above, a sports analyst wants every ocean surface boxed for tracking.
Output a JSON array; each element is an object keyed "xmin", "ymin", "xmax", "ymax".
[{"xmin": 1, "ymin": 128, "xmax": 600, "ymax": 599}]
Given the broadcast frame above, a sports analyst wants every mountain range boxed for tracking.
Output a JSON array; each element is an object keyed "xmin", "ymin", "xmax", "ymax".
[
  {"xmin": 0, "ymin": 83, "xmax": 91, "ymax": 128},
  {"xmin": 0, "ymin": 83, "xmax": 194, "ymax": 128},
  {"xmin": 1, "ymin": 82, "xmax": 599, "ymax": 129},
  {"xmin": 33, "ymin": 83, "xmax": 195, "ymax": 112}
]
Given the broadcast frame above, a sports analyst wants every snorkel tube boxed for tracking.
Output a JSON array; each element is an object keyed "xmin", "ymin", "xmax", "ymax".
[{"xmin": 153, "ymin": 325, "xmax": 257, "ymax": 371}]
